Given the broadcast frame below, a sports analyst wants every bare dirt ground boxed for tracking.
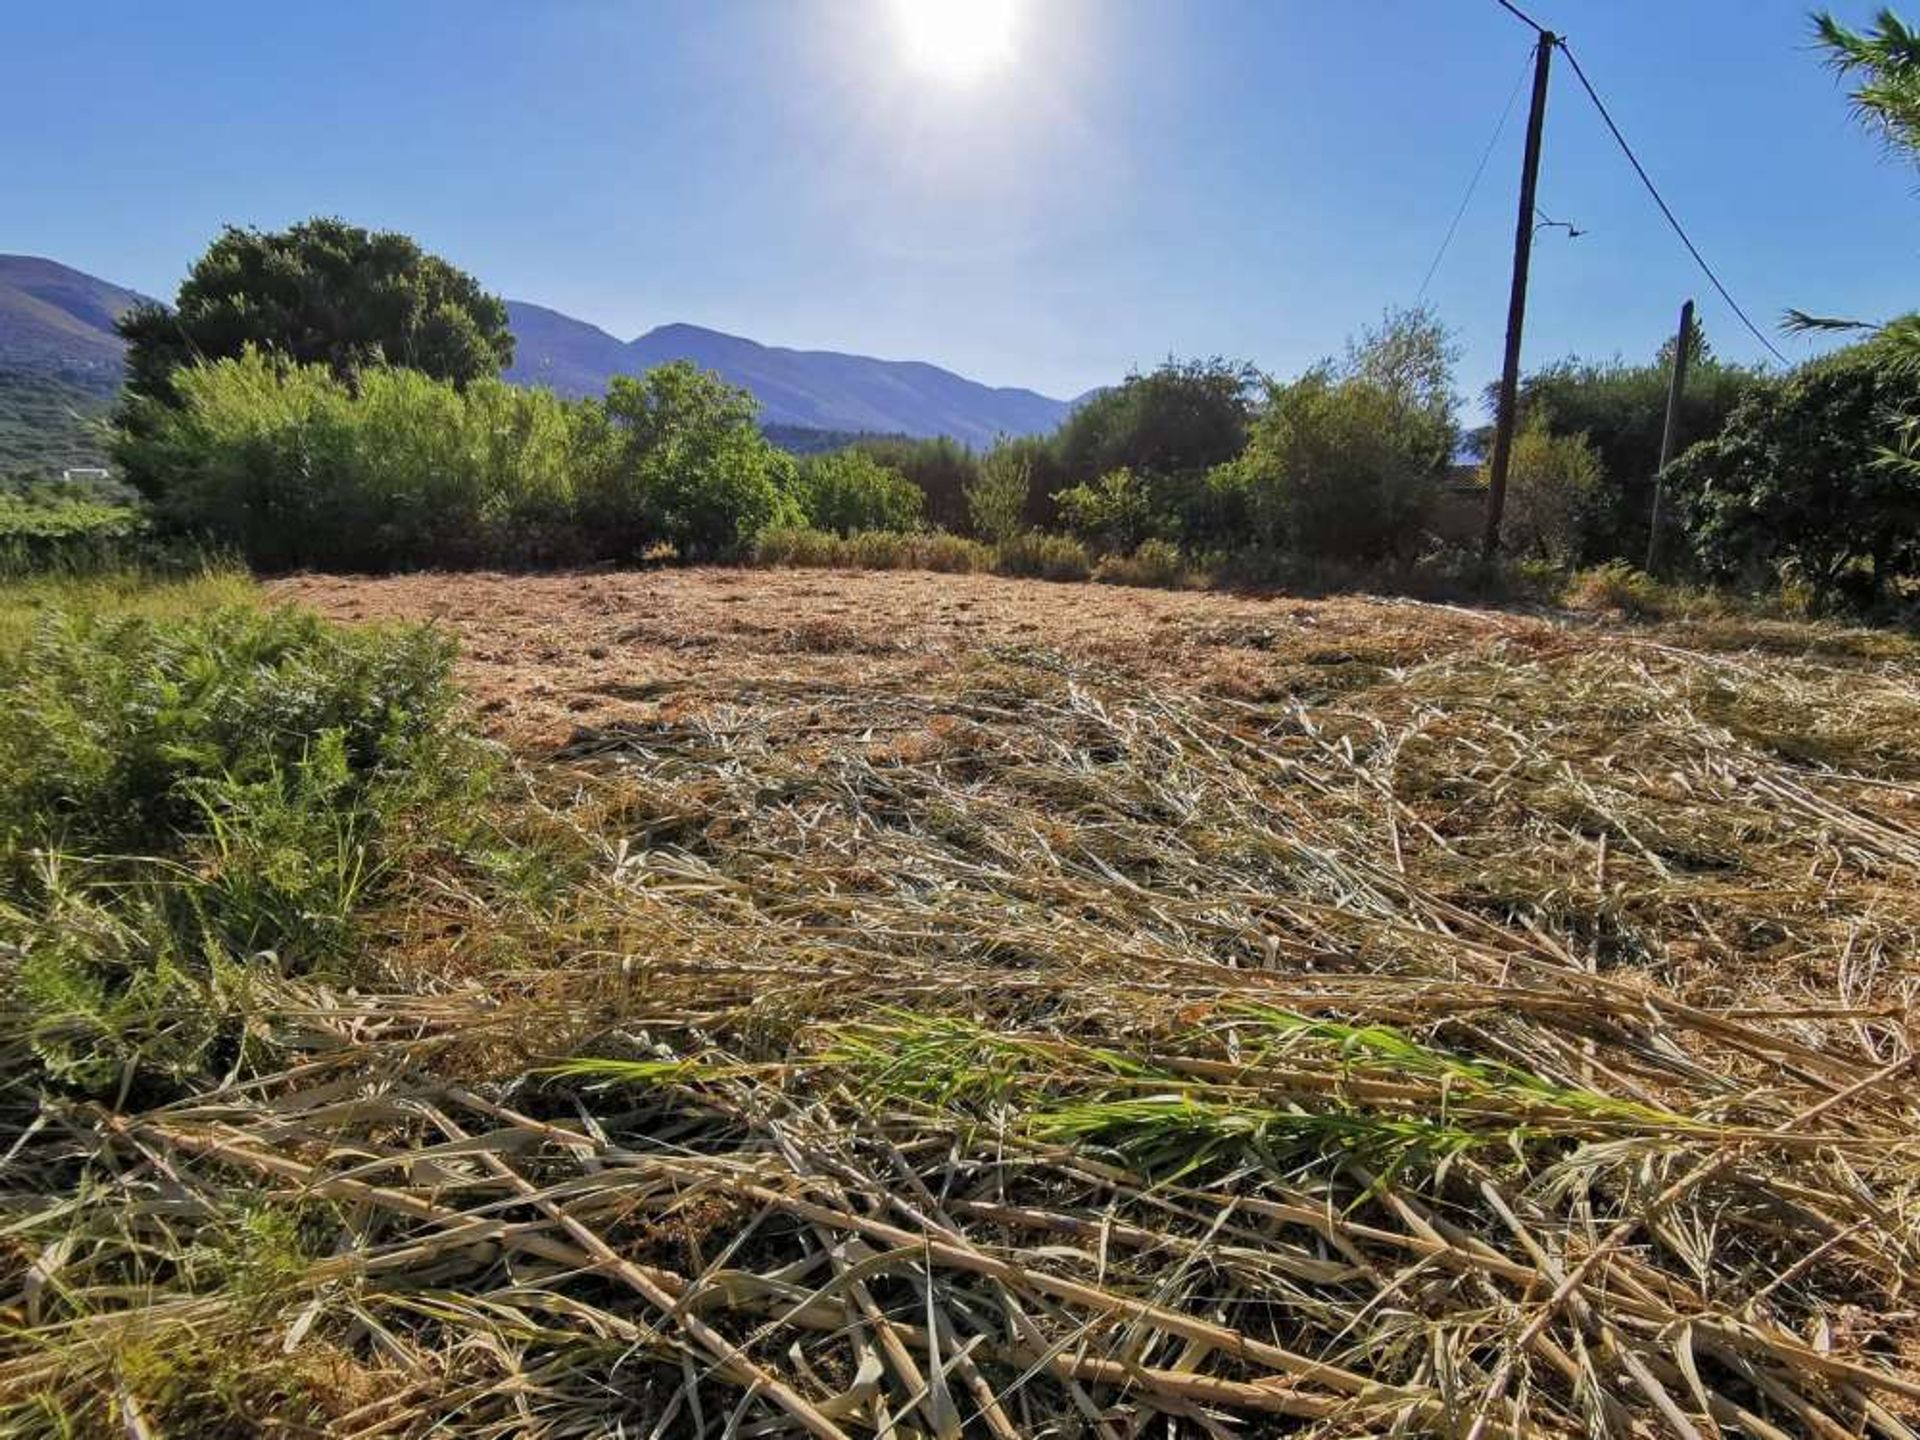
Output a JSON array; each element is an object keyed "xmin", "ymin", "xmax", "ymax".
[{"xmin": 273, "ymin": 566, "xmax": 1558, "ymax": 746}]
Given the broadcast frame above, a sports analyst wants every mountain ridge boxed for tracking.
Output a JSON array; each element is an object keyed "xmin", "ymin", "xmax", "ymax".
[{"xmin": 506, "ymin": 301, "xmax": 1073, "ymax": 446}]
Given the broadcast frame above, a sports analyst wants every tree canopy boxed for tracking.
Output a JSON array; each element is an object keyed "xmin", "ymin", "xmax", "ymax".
[
  {"xmin": 1669, "ymin": 341, "xmax": 1920, "ymax": 609},
  {"xmin": 119, "ymin": 218, "xmax": 513, "ymax": 402}
]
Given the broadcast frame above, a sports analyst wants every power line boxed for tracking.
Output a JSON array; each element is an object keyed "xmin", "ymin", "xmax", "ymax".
[
  {"xmin": 1417, "ymin": 45, "xmax": 1536, "ymax": 301},
  {"xmin": 1558, "ymin": 42, "xmax": 1790, "ymax": 364},
  {"xmin": 1491, "ymin": 0, "xmax": 1546, "ymax": 34}
]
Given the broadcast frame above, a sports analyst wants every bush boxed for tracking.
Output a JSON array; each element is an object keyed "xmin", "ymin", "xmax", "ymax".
[
  {"xmin": 1485, "ymin": 418, "xmax": 1603, "ymax": 565},
  {"xmin": 967, "ymin": 446, "xmax": 1033, "ymax": 543},
  {"xmin": 117, "ymin": 353, "xmax": 592, "ymax": 570},
  {"xmin": 754, "ymin": 526, "xmax": 849, "ymax": 568},
  {"xmin": 0, "ymin": 601, "xmax": 482, "ymax": 1095},
  {"xmin": 796, "ymin": 451, "xmax": 925, "ymax": 535},
  {"xmin": 1564, "ymin": 562, "xmax": 1671, "ymax": 619},
  {"xmin": 0, "ymin": 495, "xmax": 149, "ymax": 575},
  {"xmin": 918, "ymin": 531, "xmax": 994, "ymax": 573},
  {"xmin": 995, "ymin": 531, "xmax": 1091, "ymax": 581},
  {"xmin": 1499, "ymin": 327, "xmax": 1762, "ymax": 563},
  {"xmin": 1215, "ymin": 368, "xmax": 1447, "ymax": 563},
  {"xmin": 589, "ymin": 363, "xmax": 804, "ymax": 562},
  {"xmin": 1669, "ymin": 343, "xmax": 1920, "ymax": 613},
  {"xmin": 1093, "ymin": 538, "xmax": 1188, "ymax": 588},
  {"xmin": 1212, "ymin": 310, "xmax": 1456, "ymax": 565},
  {"xmin": 115, "ymin": 352, "xmax": 806, "ymax": 569},
  {"xmin": 754, "ymin": 526, "xmax": 993, "ymax": 575},
  {"xmin": 1055, "ymin": 467, "xmax": 1155, "ymax": 555}
]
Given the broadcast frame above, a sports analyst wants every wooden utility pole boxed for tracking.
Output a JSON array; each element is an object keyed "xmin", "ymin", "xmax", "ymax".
[
  {"xmin": 1645, "ymin": 298, "xmax": 1695, "ymax": 574},
  {"xmin": 1482, "ymin": 29, "xmax": 1557, "ymax": 560}
]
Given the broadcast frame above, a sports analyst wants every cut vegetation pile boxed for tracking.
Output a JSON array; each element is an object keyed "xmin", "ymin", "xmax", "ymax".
[{"xmin": 3, "ymin": 569, "xmax": 1918, "ymax": 1437}]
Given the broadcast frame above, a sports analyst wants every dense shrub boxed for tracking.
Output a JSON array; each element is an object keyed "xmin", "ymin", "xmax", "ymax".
[
  {"xmin": 755, "ymin": 525, "xmax": 849, "ymax": 568},
  {"xmin": 995, "ymin": 531, "xmax": 1092, "ymax": 581},
  {"xmin": 116, "ymin": 354, "xmax": 587, "ymax": 569},
  {"xmin": 115, "ymin": 353, "xmax": 806, "ymax": 569},
  {"xmin": 1216, "ymin": 369, "xmax": 1449, "ymax": 563},
  {"xmin": 1500, "ymin": 330, "xmax": 1761, "ymax": 563},
  {"xmin": 0, "ymin": 495, "xmax": 147, "ymax": 574},
  {"xmin": 794, "ymin": 450, "xmax": 925, "ymax": 535},
  {"xmin": 851, "ymin": 435, "xmax": 981, "ymax": 531},
  {"xmin": 1093, "ymin": 538, "xmax": 1188, "ymax": 588},
  {"xmin": 0, "ymin": 602, "xmax": 480, "ymax": 1094},
  {"xmin": 754, "ymin": 526, "xmax": 992, "ymax": 573},
  {"xmin": 1483, "ymin": 419, "xmax": 1604, "ymax": 565},
  {"xmin": 1210, "ymin": 309, "xmax": 1455, "ymax": 564},
  {"xmin": 587, "ymin": 364, "xmax": 803, "ymax": 561},
  {"xmin": 1669, "ymin": 343, "xmax": 1920, "ymax": 612},
  {"xmin": 1055, "ymin": 467, "xmax": 1155, "ymax": 555}
]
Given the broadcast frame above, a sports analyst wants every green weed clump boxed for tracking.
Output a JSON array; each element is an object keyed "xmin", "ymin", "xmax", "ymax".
[
  {"xmin": 753, "ymin": 525, "xmax": 995, "ymax": 574},
  {"xmin": 1092, "ymin": 537, "xmax": 1188, "ymax": 587},
  {"xmin": 1563, "ymin": 561, "xmax": 1684, "ymax": 619},
  {"xmin": 0, "ymin": 598, "xmax": 483, "ymax": 1095},
  {"xmin": 994, "ymin": 530, "xmax": 1092, "ymax": 581}
]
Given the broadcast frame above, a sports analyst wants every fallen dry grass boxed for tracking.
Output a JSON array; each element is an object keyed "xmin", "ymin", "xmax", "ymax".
[{"xmin": 9, "ymin": 567, "xmax": 1920, "ymax": 1436}]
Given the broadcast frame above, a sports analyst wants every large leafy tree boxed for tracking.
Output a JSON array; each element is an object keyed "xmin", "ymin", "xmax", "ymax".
[
  {"xmin": 119, "ymin": 218, "xmax": 513, "ymax": 402},
  {"xmin": 1668, "ymin": 342, "xmax": 1920, "ymax": 611},
  {"xmin": 1212, "ymin": 308, "xmax": 1458, "ymax": 563},
  {"xmin": 583, "ymin": 362, "xmax": 801, "ymax": 560},
  {"xmin": 1049, "ymin": 357, "xmax": 1257, "ymax": 546}
]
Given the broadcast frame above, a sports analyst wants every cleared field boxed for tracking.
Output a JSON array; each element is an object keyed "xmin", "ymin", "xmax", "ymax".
[
  {"xmin": 17, "ymin": 567, "xmax": 1920, "ymax": 1436},
  {"xmin": 276, "ymin": 568, "xmax": 1584, "ymax": 744}
]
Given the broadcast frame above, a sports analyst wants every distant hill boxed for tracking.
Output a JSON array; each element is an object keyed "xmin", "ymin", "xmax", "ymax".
[
  {"xmin": 0, "ymin": 255, "xmax": 146, "ymax": 377},
  {"xmin": 506, "ymin": 302, "xmax": 1072, "ymax": 449},
  {"xmin": 0, "ymin": 257, "xmax": 147, "ymax": 476}
]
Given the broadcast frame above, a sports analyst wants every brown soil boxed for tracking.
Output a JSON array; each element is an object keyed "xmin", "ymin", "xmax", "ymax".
[{"xmin": 271, "ymin": 566, "xmax": 1554, "ymax": 748}]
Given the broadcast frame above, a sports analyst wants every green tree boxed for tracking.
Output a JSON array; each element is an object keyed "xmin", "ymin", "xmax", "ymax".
[
  {"xmin": 1814, "ymin": 9, "xmax": 1920, "ymax": 160},
  {"xmin": 1049, "ymin": 358, "xmax": 1255, "ymax": 547},
  {"xmin": 1053, "ymin": 467, "xmax": 1154, "ymax": 554},
  {"xmin": 119, "ymin": 218, "xmax": 513, "ymax": 403},
  {"xmin": 1669, "ymin": 342, "xmax": 1920, "ymax": 611},
  {"xmin": 852, "ymin": 435, "xmax": 980, "ymax": 530},
  {"xmin": 795, "ymin": 450, "xmax": 925, "ymax": 535},
  {"xmin": 589, "ymin": 363, "xmax": 802, "ymax": 560},
  {"xmin": 967, "ymin": 443, "xmax": 1033, "ymax": 543},
  {"xmin": 1213, "ymin": 309, "xmax": 1458, "ymax": 563},
  {"xmin": 1053, "ymin": 358, "xmax": 1255, "ymax": 483}
]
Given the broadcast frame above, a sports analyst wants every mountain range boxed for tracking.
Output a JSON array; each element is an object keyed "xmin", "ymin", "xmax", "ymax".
[
  {"xmin": 0, "ymin": 255, "xmax": 1077, "ymax": 451},
  {"xmin": 504, "ymin": 301, "xmax": 1073, "ymax": 447}
]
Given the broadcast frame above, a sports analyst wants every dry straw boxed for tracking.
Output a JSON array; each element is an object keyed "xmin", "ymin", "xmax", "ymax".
[{"xmin": 5, "ymin": 614, "xmax": 1919, "ymax": 1436}]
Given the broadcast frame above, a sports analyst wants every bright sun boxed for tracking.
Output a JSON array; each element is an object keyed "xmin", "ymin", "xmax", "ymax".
[{"xmin": 888, "ymin": 0, "xmax": 1023, "ymax": 85}]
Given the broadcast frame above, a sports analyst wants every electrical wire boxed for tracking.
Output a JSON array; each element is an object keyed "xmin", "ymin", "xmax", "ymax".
[
  {"xmin": 1491, "ymin": 0, "xmax": 1547, "ymax": 34},
  {"xmin": 1558, "ymin": 42, "xmax": 1790, "ymax": 364},
  {"xmin": 1417, "ymin": 47, "xmax": 1537, "ymax": 300}
]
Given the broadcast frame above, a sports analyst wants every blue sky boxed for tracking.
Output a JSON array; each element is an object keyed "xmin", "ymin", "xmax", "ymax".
[{"xmin": 5, "ymin": 0, "xmax": 1914, "ymax": 401}]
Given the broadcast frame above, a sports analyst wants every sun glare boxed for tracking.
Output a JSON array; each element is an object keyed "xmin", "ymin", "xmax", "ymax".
[{"xmin": 889, "ymin": 0, "xmax": 1023, "ymax": 85}]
